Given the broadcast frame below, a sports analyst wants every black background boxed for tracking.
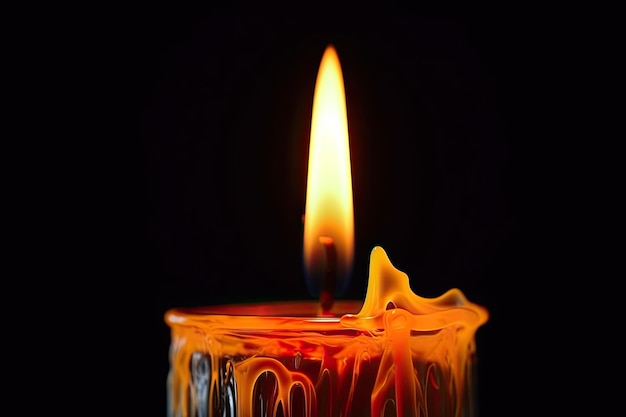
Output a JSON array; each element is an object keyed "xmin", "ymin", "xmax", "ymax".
[{"xmin": 99, "ymin": 9, "xmax": 611, "ymax": 417}]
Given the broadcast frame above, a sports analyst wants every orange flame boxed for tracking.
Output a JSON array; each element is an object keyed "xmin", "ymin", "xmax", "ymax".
[{"xmin": 303, "ymin": 44, "xmax": 354, "ymax": 297}]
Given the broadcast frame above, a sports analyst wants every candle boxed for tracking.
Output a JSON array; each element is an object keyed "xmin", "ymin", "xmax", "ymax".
[{"xmin": 165, "ymin": 45, "xmax": 488, "ymax": 417}]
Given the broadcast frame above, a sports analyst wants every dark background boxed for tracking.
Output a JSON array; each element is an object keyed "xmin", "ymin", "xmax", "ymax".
[{"xmin": 102, "ymin": 9, "xmax": 610, "ymax": 417}]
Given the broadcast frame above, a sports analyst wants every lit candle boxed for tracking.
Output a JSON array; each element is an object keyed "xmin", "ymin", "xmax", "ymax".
[{"xmin": 165, "ymin": 44, "xmax": 488, "ymax": 417}]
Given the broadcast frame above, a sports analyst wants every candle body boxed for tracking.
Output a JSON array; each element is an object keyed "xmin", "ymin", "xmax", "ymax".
[
  {"xmin": 165, "ymin": 247, "xmax": 488, "ymax": 417},
  {"xmin": 167, "ymin": 302, "xmax": 479, "ymax": 417}
]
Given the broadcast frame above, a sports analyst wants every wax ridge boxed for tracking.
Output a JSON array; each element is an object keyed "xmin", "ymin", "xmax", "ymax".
[{"xmin": 340, "ymin": 245, "xmax": 489, "ymax": 332}]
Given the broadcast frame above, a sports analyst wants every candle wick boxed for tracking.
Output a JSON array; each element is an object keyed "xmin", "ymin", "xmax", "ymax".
[{"xmin": 318, "ymin": 236, "xmax": 337, "ymax": 315}]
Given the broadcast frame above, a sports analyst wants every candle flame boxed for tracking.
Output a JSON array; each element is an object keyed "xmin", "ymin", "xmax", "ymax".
[{"xmin": 303, "ymin": 45, "xmax": 354, "ymax": 298}]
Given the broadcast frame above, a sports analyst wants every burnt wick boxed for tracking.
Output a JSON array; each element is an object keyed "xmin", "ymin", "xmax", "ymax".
[{"xmin": 318, "ymin": 236, "xmax": 338, "ymax": 315}]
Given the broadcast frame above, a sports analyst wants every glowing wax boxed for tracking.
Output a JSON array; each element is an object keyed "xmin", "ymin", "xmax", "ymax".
[{"xmin": 165, "ymin": 246, "xmax": 488, "ymax": 417}]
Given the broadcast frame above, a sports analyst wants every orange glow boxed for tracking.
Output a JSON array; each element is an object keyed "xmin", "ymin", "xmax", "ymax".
[{"xmin": 303, "ymin": 45, "xmax": 354, "ymax": 296}]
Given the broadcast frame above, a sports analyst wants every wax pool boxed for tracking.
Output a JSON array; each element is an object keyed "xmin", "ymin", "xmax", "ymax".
[{"xmin": 165, "ymin": 246, "xmax": 488, "ymax": 417}]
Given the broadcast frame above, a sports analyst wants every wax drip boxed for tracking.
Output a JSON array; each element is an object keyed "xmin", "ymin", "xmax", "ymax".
[{"xmin": 341, "ymin": 246, "xmax": 489, "ymax": 417}]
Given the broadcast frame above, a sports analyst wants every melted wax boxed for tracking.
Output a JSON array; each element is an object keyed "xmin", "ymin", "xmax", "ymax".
[{"xmin": 166, "ymin": 246, "xmax": 488, "ymax": 417}]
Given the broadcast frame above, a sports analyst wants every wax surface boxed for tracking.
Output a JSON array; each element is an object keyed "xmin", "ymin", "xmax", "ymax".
[{"xmin": 166, "ymin": 246, "xmax": 488, "ymax": 417}]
